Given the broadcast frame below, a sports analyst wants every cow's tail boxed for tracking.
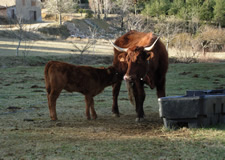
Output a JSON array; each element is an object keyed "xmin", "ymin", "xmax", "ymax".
[
  {"xmin": 125, "ymin": 81, "xmax": 136, "ymax": 107},
  {"xmin": 44, "ymin": 62, "xmax": 51, "ymax": 94}
]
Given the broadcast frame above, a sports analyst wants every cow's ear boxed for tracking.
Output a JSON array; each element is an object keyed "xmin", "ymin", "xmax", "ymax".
[
  {"xmin": 107, "ymin": 68, "xmax": 111, "ymax": 74},
  {"xmin": 118, "ymin": 53, "xmax": 126, "ymax": 62},
  {"xmin": 100, "ymin": 66, "xmax": 105, "ymax": 69},
  {"xmin": 146, "ymin": 52, "xmax": 154, "ymax": 60}
]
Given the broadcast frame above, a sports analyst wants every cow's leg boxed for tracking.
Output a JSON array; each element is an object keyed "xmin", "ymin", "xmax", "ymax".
[
  {"xmin": 112, "ymin": 81, "xmax": 122, "ymax": 117},
  {"xmin": 156, "ymin": 76, "xmax": 166, "ymax": 98},
  {"xmin": 133, "ymin": 80, "xmax": 145, "ymax": 122},
  {"xmin": 48, "ymin": 90, "xmax": 61, "ymax": 121}
]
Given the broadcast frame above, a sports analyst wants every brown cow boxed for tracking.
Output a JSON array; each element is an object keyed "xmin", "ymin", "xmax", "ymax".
[
  {"xmin": 44, "ymin": 61, "xmax": 121, "ymax": 121},
  {"xmin": 110, "ymin": 30, "xmax": 168, "ymax": 122}
]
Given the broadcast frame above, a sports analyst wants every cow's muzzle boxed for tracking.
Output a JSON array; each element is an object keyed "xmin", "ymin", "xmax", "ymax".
[{"xmin": 124, "ymin": 75, "xmax": 136, "ymax": 81}]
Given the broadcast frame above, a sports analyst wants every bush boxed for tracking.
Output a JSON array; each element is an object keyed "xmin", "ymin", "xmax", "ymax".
[
  {"xmin": 42, "ymin": 14, "xmax": 57, "ymax": 21},
  {"xmin": 85, "ymin": 10, "xmax": 93, "ymax": 18},
  {"xmin": 38, "ymin": 25, "xmax": 70, "ymax": 39},
  {"xmin": 0, "ymin": 17, "xmax": 8, "ymax": 24},
  {"xmin": 78, "ymin": 9, "xmax": 85, "ymax": 14},
  {"xmin": 170, "ymin": 26, "xmax": 225, "ymax": 53},
  {"xmin": 170, "ymin": 33, "xmax": 192, "ymax": 50},
  {"xmin": 196, "ymin": 26, "xmax": 225, "ymax": 52},
  {"xmin": 197, "ymin": 26, "xmax": 225, "ymax": 43}
]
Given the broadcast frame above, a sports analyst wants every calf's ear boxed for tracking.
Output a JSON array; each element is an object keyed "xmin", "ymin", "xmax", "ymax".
[{"xmin": 118, "ymin": 53, "xmax": 126, "ymax": 62}]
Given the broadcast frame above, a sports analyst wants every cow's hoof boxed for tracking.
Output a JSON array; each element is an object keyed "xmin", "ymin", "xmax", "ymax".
[
  {"xmin": 135, "ymin": 117, "xmax": 145, "ymax": 122},
  {"xmin": 87, "ymin": 117, "xmax": 91, "ymax": 120},
  {"xmin": 50, "ymin": 117, "xmax": 58, "ymax": 121},
  {"xmin": 112, "ymin": 113, "xmax": 120, "ymax": 117},
  {"xmin": 92, "ymin": 115, "xmax": 98, "ymax": 120}
]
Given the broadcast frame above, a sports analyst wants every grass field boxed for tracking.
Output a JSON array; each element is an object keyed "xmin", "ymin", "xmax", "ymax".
[{"xmin": 0, "ymin": 38, "xmax": 225, "ymax": 160}]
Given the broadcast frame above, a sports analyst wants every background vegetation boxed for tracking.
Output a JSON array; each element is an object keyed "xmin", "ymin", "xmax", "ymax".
[
  {"xmin": 141, "ymin": 0, "xmax": 225, "ymax": 27},
  {"xmin": 41, "ymin": 0, "xmax": 225, "ymax": 59}
]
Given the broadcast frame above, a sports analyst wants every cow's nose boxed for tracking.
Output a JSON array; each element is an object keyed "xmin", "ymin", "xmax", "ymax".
[
  {"xmin": 124, "ymin": 75, "xmax": 131, "ymax": 81},
  {"xmin": 124, "ymin": 75, "xmax": 137, "ymax": 81}
]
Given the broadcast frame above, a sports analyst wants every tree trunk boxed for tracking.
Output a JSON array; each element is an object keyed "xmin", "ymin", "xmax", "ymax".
[
  {"xmin": 134, "ymin": 4, "xmax": 137, "ymax": 15},
  {"xmin": 219, "ymin": 22, "xmax": 221, "ymax": 29},
  {"xmin": 166, "ymin": 40, "xmax": 169, "ymax": 52},
  {"xmin": 97, "ymin": 3, "xmax": 100, "ymax": 19},
  {"xmin": 104, "ymin": 12, "xmax": 107, "ymax": 19},
  {"xmin": 16, "ymin": 39, "xmax": 22, "ymax": 56},
  {"xmin": 59, "ymin": 12, "xmax": 62, "ymax": 25},
  {"xmin": 121, "ymin": 17, "xmax": 124, "ymax": 29}
]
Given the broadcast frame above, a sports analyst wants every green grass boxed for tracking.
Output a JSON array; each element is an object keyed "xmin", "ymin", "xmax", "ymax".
[
  {"xmin": 167, "ymin": 63, "xmax": 225, "ymax": 96},
  {"xmin": 0, "ymin": 56, "xmax": 225, "ymax": 159}
]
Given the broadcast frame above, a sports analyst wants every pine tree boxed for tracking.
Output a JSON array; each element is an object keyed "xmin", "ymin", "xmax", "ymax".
[
  {"xmin": 199, "ymin": 0, "xmax": 215, "ymax": 21},
  {"xmin": 185, "ymin": 0, "xmax": 204, "ymax": 20},
  {"xmin": 214, "ymin": 0, "xmax": 225, "ymax": 27},
  {"xmin": 142, "ymin": 0, "xmax": 170, "ymax": 17},
  {"xmin": 168, "ymin": 0, "xmax": 185, "ymax": 16}
]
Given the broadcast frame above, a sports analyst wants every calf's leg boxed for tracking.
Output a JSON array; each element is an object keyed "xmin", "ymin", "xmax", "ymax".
[
  {"xmin": 85, "ymin": 96, "xmax": 97, "ymax": 120},
  {"xmin": 48, "ymin": 90, "xmax": 61, "ymax": 121},
  {"xmin": 90, "ymin": 97, "xmax": 97, "ymax": 119}
]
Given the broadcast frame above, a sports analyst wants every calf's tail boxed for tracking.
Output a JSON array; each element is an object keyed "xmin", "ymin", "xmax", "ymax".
[{"xmin": 44, "ymin": 62, "xmax": 52, "ymax": 94}]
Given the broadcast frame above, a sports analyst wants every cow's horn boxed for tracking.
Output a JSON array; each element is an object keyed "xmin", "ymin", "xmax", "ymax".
[
  {"xmin": 144, "ymin": 36, "xmax": 160, "ymax": 51},
  {"xmin": 110, "ymin": 41, "xmax": 128, "ymax": 52}
]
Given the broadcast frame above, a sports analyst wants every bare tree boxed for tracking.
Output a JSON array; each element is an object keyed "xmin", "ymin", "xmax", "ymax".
[
  {"xmin": 126, "ymin": 14, "xmax": 145, "ymax": 32},
  {"xmin": 103, "ymin": 0, "xmax": 112, "ymax": 19},
  {"xmin": 6, "ymin": 17, "xmax": 40, "ymax": 56},
  {"xmin": 154, "ymin": 19, "xmax": 185, "ymax": 51},
  {"xmin": 44, "ymin": 0, "xmax": 76, "ymax": 25},
  {"xmin": 15, "ymin": 18, "xmax": 24, "ymax": 56},
  {"xmin": 89, "ymin": 0, "xmax": 102, "ymax": 19},
  {"xmin": 89, "ymin": 0, "xmax": 112, "ymax": 19},
  {"xmin": 200, "ymin": 40, "xmax": 211, "ymax": 56},
  {"xmin": 70, "ymin": 27, "xmax": 97, "ymax": 55},
  {"xmin": 8, "ymin": 18, "xmax": 37, "ymax": 56},
  {"xmin": 113, "ymin": 0, "xmax": 133, "ymax": 29}
]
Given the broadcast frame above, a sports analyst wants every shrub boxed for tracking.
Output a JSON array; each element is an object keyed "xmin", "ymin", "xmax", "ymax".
[
  {"xmin": 38, "ymin": 25, "xmax": 70, "ymax": 39},
  {"xmin": 196, "ymin": 26, "xmax": 225, "ymax": 52},
  {"xmin": 170, "ymin": 33, "xmax": 192, "ymax": 50},
  {"xmin": 43, "ymin": 14, "xmax": 57, "ymax": 21},
  {"xmin": 85, "ymin": 10, "xmax": 93, "ymax": 18}
]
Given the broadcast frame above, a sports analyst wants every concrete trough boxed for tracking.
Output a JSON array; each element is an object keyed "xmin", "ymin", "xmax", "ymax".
[{"xmin": 158, "ymin": 89, "xmax": 225, "ymax": 129}]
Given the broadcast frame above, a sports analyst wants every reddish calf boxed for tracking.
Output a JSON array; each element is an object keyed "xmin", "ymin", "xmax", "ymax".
[{"xmin": 44, "ymin": 61, "xmax": 120, "ymax": 120}]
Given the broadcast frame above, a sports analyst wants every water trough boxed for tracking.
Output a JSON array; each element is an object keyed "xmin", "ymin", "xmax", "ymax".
[{"xmin": 158, "ymin": 89, "xmax": 225, "ymax": 129}]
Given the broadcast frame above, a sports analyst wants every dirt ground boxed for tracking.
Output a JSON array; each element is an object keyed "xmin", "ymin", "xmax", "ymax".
[
  {"xmin": 0, "ymin": 62, "xmax": 166, "ymax": 159},
  {"xmin": 0, "ymin": 96, "xmax": 165, "ymax": 159}
]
